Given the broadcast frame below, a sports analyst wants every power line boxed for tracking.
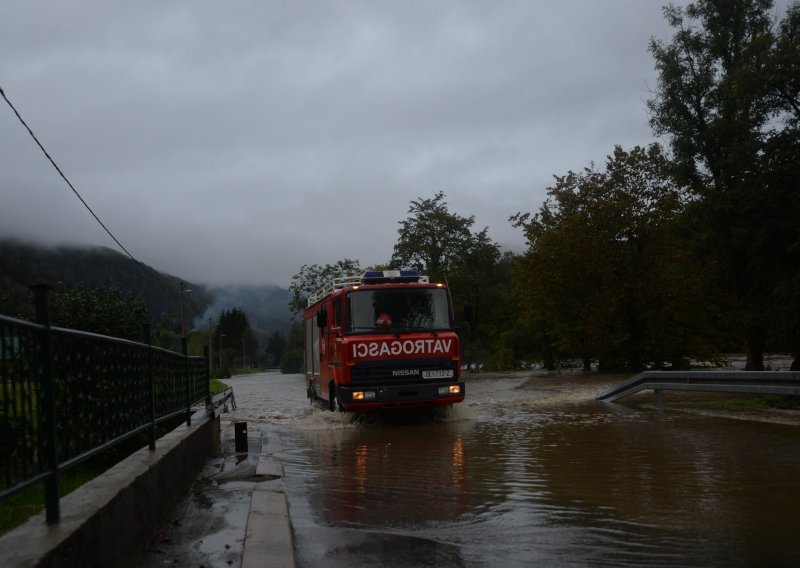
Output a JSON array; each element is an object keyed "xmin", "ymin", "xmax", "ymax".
[
  {"xmin": 1, "ymin": 85, "xmax": 211, "ymax": 328},
  {"xmin": 0, "ymin": 84, "xmax": 175, "ymax": 292}
]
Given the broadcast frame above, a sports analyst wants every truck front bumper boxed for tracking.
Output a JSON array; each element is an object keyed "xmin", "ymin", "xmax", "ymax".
[{"xmin": 337, "ymin": 381, "xmax": 465, "ymax": 410}]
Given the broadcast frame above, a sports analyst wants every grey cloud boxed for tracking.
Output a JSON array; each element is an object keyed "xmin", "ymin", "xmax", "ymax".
[{"xmin": 1, "ymin": 0, "xmax": 692, "ymax": 287}]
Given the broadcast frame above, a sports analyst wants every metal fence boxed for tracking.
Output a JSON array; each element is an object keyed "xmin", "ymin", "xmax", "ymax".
[{"xmin": 0, "ymin": 291, "xmax": 209, "ymax": 523}]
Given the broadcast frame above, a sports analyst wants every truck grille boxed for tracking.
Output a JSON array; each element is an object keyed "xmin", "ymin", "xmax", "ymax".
[{"xmin": 349, "ymin": 358, "xmax": 457, "ymax": 384}]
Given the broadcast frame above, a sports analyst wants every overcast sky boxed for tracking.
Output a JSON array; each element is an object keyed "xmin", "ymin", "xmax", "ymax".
[{"xmin": 1, "ymin": 0, "xmax": 701, "ymax": 287}]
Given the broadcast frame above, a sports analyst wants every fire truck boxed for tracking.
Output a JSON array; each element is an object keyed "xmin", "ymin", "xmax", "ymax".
[{"xmin": 304, "ymin": 270, "xmax": 465, "ymax": 411}]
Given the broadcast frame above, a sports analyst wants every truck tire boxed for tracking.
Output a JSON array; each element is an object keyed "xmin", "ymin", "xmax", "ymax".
[{"xmin": 328, "ymin": 382, "xmax": 336, "ymax": 412}]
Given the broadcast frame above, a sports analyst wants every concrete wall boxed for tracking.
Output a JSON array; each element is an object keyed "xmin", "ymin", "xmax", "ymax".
[{"xmin": 0, "ymin": 410, "xmax": 220, "ymax": 568}]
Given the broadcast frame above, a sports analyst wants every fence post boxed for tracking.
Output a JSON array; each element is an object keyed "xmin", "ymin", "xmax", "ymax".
[
  {"xmin": 204, "ymin": 345, "xmax": 211, "ymax": 407},
  {"xmin": 144, "ymin": 323, "xmax": 156, "ymax": 451},
  {"xmin": 31, "ymin": 285, "xmax": 60, "ymax": 524},
  {"xmin": 183, "ymin": 337, "xmax": 191, "ymax": 426}
]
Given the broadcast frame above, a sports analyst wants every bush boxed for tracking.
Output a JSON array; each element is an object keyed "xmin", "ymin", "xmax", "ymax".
[{"xmin": 280, "ymin": 348, "xmax": 303, "ymax": 374}]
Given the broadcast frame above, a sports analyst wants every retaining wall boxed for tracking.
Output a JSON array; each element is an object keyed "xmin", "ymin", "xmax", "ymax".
[{"xmin": 0, "ymin": 409, "xmax": 220, "ymax": 568}]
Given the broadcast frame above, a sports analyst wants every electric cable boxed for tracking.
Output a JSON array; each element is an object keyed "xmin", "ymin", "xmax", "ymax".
[
  {"xmin": 1, "ymin": 84, "xmax": 176, "ymax": 292},
  {"xmin": 1, "ymin": 84, "xmax": 214, "ymax": 333}
]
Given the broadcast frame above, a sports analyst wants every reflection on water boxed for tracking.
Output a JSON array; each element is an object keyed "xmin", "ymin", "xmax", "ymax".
[
  {"xmin": 290, "ymin": 417, "xmax": 473, "ymax": 529},
  {"xmin": 230, "ymin": 373, "xmax": 800, "ymax": 567}
]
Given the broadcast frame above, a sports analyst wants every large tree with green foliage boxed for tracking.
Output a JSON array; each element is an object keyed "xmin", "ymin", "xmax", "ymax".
[
  {"xmin": 390, "ymin": 192, "xmax": 490, "ymax": 282},
  {"xmin": 648, "ymin": 0, "xmax": 800, "ymax": 369},
  {"xmin": 390, "ymin": 192, "xmax": 502, "ymax": 366},
  {"xmin": 51, "ymin": 283, "xmax": 148, "ymax": 342},
  {"xmin": 288, "ymin": 259, "xmax": 362, "ymax": 318},
  {"xmin": 445, "ymin": 225, "xmax": 504, "ymax": 368},
  {"xmin": 513, "ymin": 145, "xmax": 717, "ymax": 371}
]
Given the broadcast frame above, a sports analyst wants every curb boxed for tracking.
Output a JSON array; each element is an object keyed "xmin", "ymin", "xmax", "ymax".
[{"xmin": 242, "ymin": 433, "xmax": 295, "ymax": 568}]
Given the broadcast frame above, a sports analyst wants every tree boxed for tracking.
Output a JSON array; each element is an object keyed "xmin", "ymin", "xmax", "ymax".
[
  {"xmin": 390, "ymin": 192, "xmax": 504, "ymax": 367},
  {"xmin": 215, "ymin": 308, "xmax": 258, "ymax": 370},
  {"xmin": 512, "ymin": 145, "xmax": 717, "ymax": 371},
  {"xmin": 446, "ymin": 226, "xmax": 503, "ymax": 368},
  {"xmin": 51, "ymin": 283, "xmax": 148, "ymax": 342},
  {"xmin": 758, "ymin": 128, "xmax": 800, "ymax": 368},
  {"xmin": 288, "ymin": 259, "xmax": 362, "ymax": 317},
  {"xmin": 187, "ymin": 329, "xmax": 210, "ymax": 357},
  {"xmin": 264, "ymin": 330, "xmax": 285, "ymax": 368},
  {"xmin": 390, "ymin": 192, "xmax": 481, "ymax": 282},
  {"xmin": 766, "ymin": 3, "xmax": 800, "ymax": 125},
  {"xmin": 460, "ymin": 251, "xmax": 525, "ymax": 371},
  {"xmin": 765, "ymin": 5, "xmax": 800, "ymax": 368},
  {"xmin": 648, "ymin": 0, "xmax": 800, "ymax": 369},
  {"xmin": 279, "ymin": 321, "xmax": 304, "ymax": 374},
  {"xmin": 151, "ymin": 311, "xmax": 181, "ymax": 351}
]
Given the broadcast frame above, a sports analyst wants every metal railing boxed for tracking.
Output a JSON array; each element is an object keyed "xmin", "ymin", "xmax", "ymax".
[
  {"xmin": 0, "ymin": 290, "xmax": 209, "ymax": 523},
  {"xmin": 596, "ymin": 371, "xmax": 800, "ymax": 404},
  {"xmin": 307, "ymin": 273, "xmax": 431, "ymax": 306}
]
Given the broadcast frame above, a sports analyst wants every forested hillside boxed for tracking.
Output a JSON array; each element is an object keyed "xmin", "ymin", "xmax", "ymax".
[{"xmin": 0, "ymin": 239, "xmax": 291, "ymax": 342}]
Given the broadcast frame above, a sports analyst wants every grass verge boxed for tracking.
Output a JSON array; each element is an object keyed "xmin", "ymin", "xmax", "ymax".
[{"xmin": 210, "ymin": 379, "xmax": 229, "ymax": 394}]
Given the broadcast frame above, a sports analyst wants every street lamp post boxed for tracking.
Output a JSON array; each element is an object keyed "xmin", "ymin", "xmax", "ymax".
[
  {"xmin": 219, "ymin": 332, "xmax": 225, "ymax": 372},
  {"xmin": 208, "ymin": 318, "xmax": 213, "ymax": 377},
  {"xmin": 179, "ymin": 282, "xmax": 192, "ymax": 355}
]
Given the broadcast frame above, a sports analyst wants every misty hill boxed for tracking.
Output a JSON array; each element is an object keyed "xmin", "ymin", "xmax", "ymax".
[
  {"xmin": 0, "ymin": 239, "xmax": 291, "ymax": 340},
  {"xmin": 197, "ymin": 284, "xmax": 291, "ymax": 338}
]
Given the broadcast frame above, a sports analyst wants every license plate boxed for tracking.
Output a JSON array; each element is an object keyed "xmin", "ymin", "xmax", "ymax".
[{"xmin": 422, "ymin": 369, "xmax": 454, "ymax": 379}]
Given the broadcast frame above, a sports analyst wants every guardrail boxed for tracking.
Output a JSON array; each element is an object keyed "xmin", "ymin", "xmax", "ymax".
[
  {"xmin": 596, "ymin": 371, "xmax": 800, "ymax": 405},
  {"xmin": 0, "ymin": 289, "xmax": 209, "ymax": 524},
  {"xmin": 210, "ymin": 386, "xmax": 237, "ymax": 413}
]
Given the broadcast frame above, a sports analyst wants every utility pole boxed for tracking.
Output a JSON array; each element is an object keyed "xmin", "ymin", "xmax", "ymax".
[
  {"xmin": 208, "ymin": 318, "xmax": 213, "ymax": 377},
  {"xmin": 179, "ymin": 282, "xmax": 192, "ymax": 355},
  {"xmin": 219, "ymin": 332, "xmax": 225, "ymax": 371}
]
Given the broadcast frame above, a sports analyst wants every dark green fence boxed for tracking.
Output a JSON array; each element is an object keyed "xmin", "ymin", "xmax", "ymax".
[{"xmin": 0, "ymin": 295, "xmax": 209, "ymax": 523}]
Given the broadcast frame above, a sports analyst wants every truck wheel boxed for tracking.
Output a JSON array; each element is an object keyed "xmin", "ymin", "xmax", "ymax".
[{"xmin": 328, "ymin": 382, "xmax": 336, "ymax": 412}]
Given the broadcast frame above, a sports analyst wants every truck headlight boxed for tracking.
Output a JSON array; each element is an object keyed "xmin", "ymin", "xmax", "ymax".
[{"xmin": 353, "ymin": 391, "xmax": 376, "ymax": 400}]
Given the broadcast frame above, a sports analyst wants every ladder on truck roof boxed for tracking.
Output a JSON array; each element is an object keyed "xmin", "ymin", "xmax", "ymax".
[
  {"xmin": 307, "ymin": 275, "xmax": 362, "ymax": 307},
  {"xmin": 306, "ymin": 271, "xmax": 430, "ymax": 307}
]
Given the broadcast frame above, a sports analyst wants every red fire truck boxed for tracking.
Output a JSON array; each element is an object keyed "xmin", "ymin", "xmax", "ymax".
[{"xmin": 304, "ymin": 270, "xmax": 465, "ymax": 411}]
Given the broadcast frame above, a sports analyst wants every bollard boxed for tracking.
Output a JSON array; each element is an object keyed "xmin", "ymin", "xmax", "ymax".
[{"xmin": 234, "ymin": 421, "xmax": 248, "ymax": 453}]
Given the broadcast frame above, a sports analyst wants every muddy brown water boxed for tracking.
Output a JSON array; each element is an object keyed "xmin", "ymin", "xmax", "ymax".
[{"xmin": 224, "ymin": 371, "xmax": 800, "ymax": 567}]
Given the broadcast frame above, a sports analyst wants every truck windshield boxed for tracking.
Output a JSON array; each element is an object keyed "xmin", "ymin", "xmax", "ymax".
[{"xmin": 346, "ymin": 287, "xmax": 452, "ymax": 333}]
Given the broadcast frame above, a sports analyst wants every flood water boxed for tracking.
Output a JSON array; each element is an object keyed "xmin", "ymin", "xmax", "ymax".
[{"xmin": 227, "ymin": 371, "xmax": 800, "ymax": 567}]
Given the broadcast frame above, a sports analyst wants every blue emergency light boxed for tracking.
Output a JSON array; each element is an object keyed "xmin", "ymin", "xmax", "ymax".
[{"xmin": 361, "ymin": 270, "xmax": 422, "ymax": 283}]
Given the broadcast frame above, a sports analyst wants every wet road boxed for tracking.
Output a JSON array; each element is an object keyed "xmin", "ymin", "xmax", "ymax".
[{"xmin": 227, "ymin": 371, "xmax": 800, "ymax": 567}]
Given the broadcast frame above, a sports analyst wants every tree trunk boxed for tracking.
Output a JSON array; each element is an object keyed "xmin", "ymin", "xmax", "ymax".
[
  {"xmin": 541, "ymin": 328, "xmax": 556, "ymax": 371},
  {"xmin": 543, "ymin": 345, "xmax": 555, "ymax": 371},
  {"xmin": 744, "ymin": 331, "xmax": 765, "ymax": 371}
]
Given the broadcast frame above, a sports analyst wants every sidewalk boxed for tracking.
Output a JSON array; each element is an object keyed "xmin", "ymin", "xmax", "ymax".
[{"xmin": 136, "ymin": 419, "xmax": 295, "ymax": 568}]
